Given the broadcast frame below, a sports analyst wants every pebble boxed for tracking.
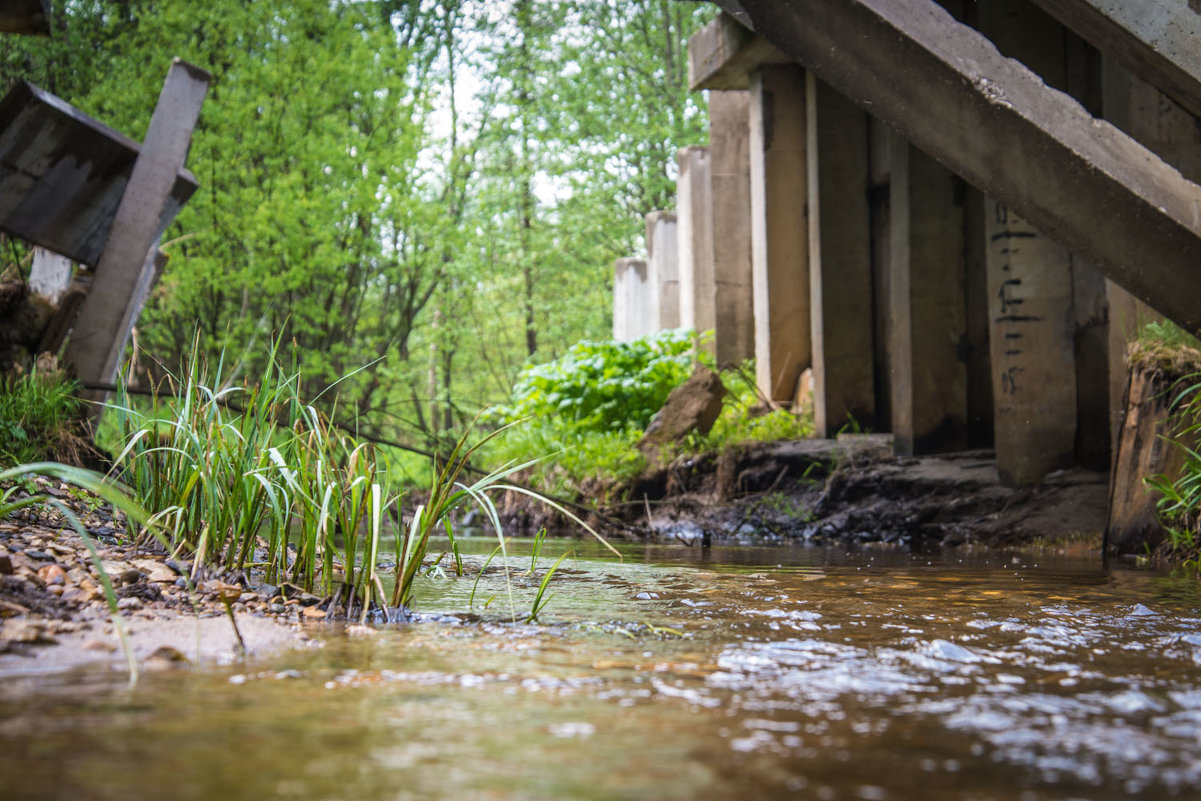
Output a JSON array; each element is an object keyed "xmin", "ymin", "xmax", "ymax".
[
  {"xmin": 36, "ymin": 564, "xmax": 66, "ymax": 586},
  {"xmin": 117, "ymin": 597, "xmax": 143, "ymax": 611}
]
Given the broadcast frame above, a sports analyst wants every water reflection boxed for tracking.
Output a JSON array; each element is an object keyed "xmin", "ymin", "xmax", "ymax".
[{"xmin": 2, "ymin": 544, "xmax": 1200, "ymax": 800}]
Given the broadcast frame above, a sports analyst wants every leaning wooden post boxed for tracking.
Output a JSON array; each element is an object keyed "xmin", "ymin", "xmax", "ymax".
[{"xmin": 65, "ymin": 59, "xmax": 209, "ymax": 416}]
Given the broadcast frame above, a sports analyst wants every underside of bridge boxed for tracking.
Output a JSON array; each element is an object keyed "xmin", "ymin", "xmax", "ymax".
[{"xmin": 614, "ymin": 0, "xmax": 1201, "ymax": 490}]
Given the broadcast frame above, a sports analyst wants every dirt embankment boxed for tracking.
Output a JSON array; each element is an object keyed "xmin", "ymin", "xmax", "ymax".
[{"xmin": 504, "ymin": 435, "xmax": 1109, "ymax": 550}]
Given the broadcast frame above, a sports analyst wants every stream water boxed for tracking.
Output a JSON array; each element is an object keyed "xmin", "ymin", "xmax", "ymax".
[{"xmin": 3, "ymin": 540, "xmax": 1201, "ymax": 800}]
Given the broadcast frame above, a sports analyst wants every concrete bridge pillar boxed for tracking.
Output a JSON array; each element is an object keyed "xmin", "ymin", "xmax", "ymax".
[
  {"xmin": 646, "ymin": 210, "xmax": 680, "ymax": 330},
  {"xmin": 984, "ymin": 202, "xmax": 1077, "ymax": 485},
  {"xmin": 806, "ymin": 74, "xmax": 875, "ymax": 437},
  {"xmin": 708, "ymin": 91, "xmax": 755, "ymax": 367},
  {"xmin": 677, "ymin": 145, "xmax": 716, "ymax": 353},
  {"xmin": 887, "ymin": 131, "xmax": 969, "ymax": 456},
  {"xmin": 748, "ymin": 65, "xmax": 810, "ymax": 403},
  {"xmin": 612, "ymin": 258, "xmax": 652, "ymax": 342}
]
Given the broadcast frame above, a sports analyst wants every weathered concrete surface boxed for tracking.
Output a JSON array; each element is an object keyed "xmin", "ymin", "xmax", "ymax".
[
  {"xmin": 1030, "ymin": 0, "xmax": 1201, "ymax": 119},
  {"xmin": 710, "ymin": 0, "xmax": 1201, "ymax": 335},
  {"xmin": 806, "ymin": 75, "xmax": 874, "ymax": 437},
  {"xmin": 66, "ymin": 60, "xmax": 210, "ymax": 396},
  {"xmin": 688, "ymin": 12, "xmax": 792, "ymax": 90},
  {"xmin": 676, "ymin": 145, "xmax": 715, "ymax": 349},
  {"xmin": 645, "ymin": 210, "xmax": 680, "ymax": 331},
  {"xmin": 749, "ymin": 65, "xmax": 810, "ymax": 403},
  {"xmin": 28, "ymin": 247, "xmax": 72, "ymax": 304},
  {"xmin": 708, "ymin": 91, "xmax": 756, "ymax": 367},
  {"xmin": 888, "ymin": 132, "xmax": 969, "ymax": 456},
  {"xmin": 0, "ymin": 80, "xmax": 197, "ymax": 267},
  {"xmin": 985, "ymin": 201, "xmax": 1077, "ymax": 485},
  {"xmin": 613, "ymin": 258, "xmax": 653, "ymax": 341}
]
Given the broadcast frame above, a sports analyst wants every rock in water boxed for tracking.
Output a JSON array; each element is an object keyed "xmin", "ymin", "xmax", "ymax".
[{"xmin": 639, "ymin": 365, "xmax": 726, "ymax": 464}]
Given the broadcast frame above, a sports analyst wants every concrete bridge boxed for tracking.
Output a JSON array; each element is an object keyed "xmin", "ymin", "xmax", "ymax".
[{"xmin": 614, "ymin": 0, "xmax": 1201, "ymax": 487}]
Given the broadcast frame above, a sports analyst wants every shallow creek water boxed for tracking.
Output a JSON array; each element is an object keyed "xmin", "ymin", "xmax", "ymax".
[{"xmin": 3, "ymin": 541, "xmax": 1201, "ymax": 801}]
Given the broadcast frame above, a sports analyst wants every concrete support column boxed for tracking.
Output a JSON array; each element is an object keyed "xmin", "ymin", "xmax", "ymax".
[
  {"xmin": 677, "ymin": 145, "xmax": 716, "ymax": 353},
  {"xmin": 29, "ymin": 247, "xmax": 73, "ymax": 304},
  {"xmin": 709, "ymin": 90, "xmax": 755, "ymax": 367},
  {"xmin": 645, "ymin": 210, "xmax": 679, "ymax": 331},
  {"xmin": 806, "ymin": 74, "xmax": 874, "ymax": 436},
  {"xmin": 984, "ymin": 201, "xmax": 1077, "ymax": 485},
  {"xmin": 748, "ymin": 65, "xmax": 810, "ymax": 403},
  {"xmin": 613, "ymin": 258, "xmax": 652, "ymax": 342},
  {"xmin": 887, "ymin": 132, "xmax": 968, "ymax": 456}
]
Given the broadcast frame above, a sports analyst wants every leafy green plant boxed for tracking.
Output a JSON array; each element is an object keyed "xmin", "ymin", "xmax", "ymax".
[{"xmin": 494, "ymin": 329, "xmax": 697, "ymax": 436}]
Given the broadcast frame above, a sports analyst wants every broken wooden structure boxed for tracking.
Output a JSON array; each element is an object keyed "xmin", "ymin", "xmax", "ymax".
[
  {"xmin": 0, "ymin": 61, "xmax": 209, "ymax": 411},
  {"xmin": 613, "ymin": 0, "xmax": 1201, "ymax": 552}
]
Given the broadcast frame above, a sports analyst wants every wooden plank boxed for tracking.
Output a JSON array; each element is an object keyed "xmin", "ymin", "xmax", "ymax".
[
  {"xmin": 65, "ymin": 59, "xmax": 210, "ymax": 395},
  {"xmin": 0, "ymin": 0, "xmax": 49, "ymax": 35},
  {"xmin": 713, "ymin": 0, "xmax": 1201, "ymax": 335},
  {"xmin": 1031, "ymin": 0, "xmax": 1201, "ymax": 120},
  {"xmin": 0, "ymin": 80, "xmax": 197, "ymax": 266}
]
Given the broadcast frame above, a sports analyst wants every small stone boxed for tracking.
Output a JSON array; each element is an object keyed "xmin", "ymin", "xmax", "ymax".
[
  {"xmin": 23, "ymin": 549, "xmax": 52, "ymax": 561},
  {"xmin": 82, "ymin": 638, "xmax": 117, "ymax": 652},
  {"xmin": 145, "ymin": 645, "xmax": 190, "ymax": 669},
  {"xmin": 37, "ymin": 564, "xmax": 66, "ymax": 586},
  {"xmin": 0, "ymin": 552, "xmax": 12, "ymax": 575},
  {"xmin": 132, "ymin": 559, "xmax": 177, "ymax": 583},
  {"xmin": 117, "ymin": 597, "xmax": 143, "ymax": 611},
  {"xmin": 269, "ymin": 604, "xmax": 286, "ymax": 614},
  {"xmin": 301, "ymin": 606, "xmax": 328, "ymax": 620},
  {"xmin": 47, "ymin": 585, "xmax": 64, "ymax": 596},
  {"xmin": 3, "ymin": 619, "xmax": 56, "ymax": 644}
]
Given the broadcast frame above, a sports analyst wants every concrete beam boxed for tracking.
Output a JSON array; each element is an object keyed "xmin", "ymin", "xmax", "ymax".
[
  {"xmin": 688, "ymin": 12, "xmax": 792, "ymax": 91},
  {"xmin": 66, "ymin": 60, "xmax": 209, "ymax": 398},
  {"xmin": 708, "ymin": 91, "xmax": 756, "ymax": 366},
  {"xmin": 676, "ymin": 146, "xmax": 716, "ymax": 351},
  {"xmin": 749, "ymin": 65, "xmax": 811, "ymax": 403},
  {"xmin": 807, "ymin": 75, "xmax": 874, "ymax": 437},
  {"xmin": 1030, "ymin": 0, "xmax": 1201, "ymax": 120},
  {"xmin": 713, "ymin": 0, "xmax": 1201, "ymax": 336}
]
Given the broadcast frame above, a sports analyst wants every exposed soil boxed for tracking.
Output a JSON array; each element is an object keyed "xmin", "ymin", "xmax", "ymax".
[{"xmin": 508, "ymin": 434, "xmax": 1109, "ymax": 551}]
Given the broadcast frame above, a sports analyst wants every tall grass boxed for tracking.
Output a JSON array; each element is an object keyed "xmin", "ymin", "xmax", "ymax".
[
  {"xmin": 105, "ymin": 338, "xmax": 614, "ymax": 619},
  {"xmin": 0, "ymin": 362, "xmax": 86, "ymax": 467},
  {"xmin": 106, "ymin": 336, "xmax": 399, "ymax": 617}
]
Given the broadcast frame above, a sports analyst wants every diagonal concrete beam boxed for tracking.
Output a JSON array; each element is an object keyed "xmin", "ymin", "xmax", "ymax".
[
  {"xmin": 1030, "ymin": 0, "xmax": 1201, "ymax": 120},
  {"xmin": 712, "ymin": 0, "xmax": 1201, "ymax": 335}
]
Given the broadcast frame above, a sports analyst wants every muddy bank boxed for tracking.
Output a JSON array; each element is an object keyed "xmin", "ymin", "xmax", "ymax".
[{"xmin": 505, "ymin": 436, "xmax": 1109, "ymax": 551}]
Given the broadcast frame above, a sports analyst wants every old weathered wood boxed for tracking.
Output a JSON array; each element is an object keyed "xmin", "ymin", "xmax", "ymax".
[
  {"xmin": 0, "ymin": 0, "xmax": 49, "ymax": 35},
  {"xmin": 1106, "ymin": 360, "xmax": 1197, "ymax": 554},
  {"xmin": 65, "ymin": 59, "xmax": 210, "ymax": 399},
  {"xmin": 0, "ymin": 81, "xmax": 198, "ymax": 267},
  {"xmin": 709, "ymin": 0, "xmax": 1201, "ymax": 335}
]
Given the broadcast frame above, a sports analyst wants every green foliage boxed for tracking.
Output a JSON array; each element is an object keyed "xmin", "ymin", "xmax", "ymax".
[
  {"xmin": 0, "ymin": 367, "xmax": 85, "ymax": 467},
  {"xmin": 496, "ymin": 329, "xmax": 696, "ymax": 435},
  {"xmin": 698, "ymin": 364, "xmax": 815, "ymax": 449}
]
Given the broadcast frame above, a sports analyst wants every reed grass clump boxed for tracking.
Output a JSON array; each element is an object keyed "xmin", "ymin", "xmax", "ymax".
[
  {"xmin": 107, "ymin": 337, "xmax": 398, "ymax": 617},
  {"xmin": 105, "ymin": 337, "xmax": 615, "ymax": 620}
]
